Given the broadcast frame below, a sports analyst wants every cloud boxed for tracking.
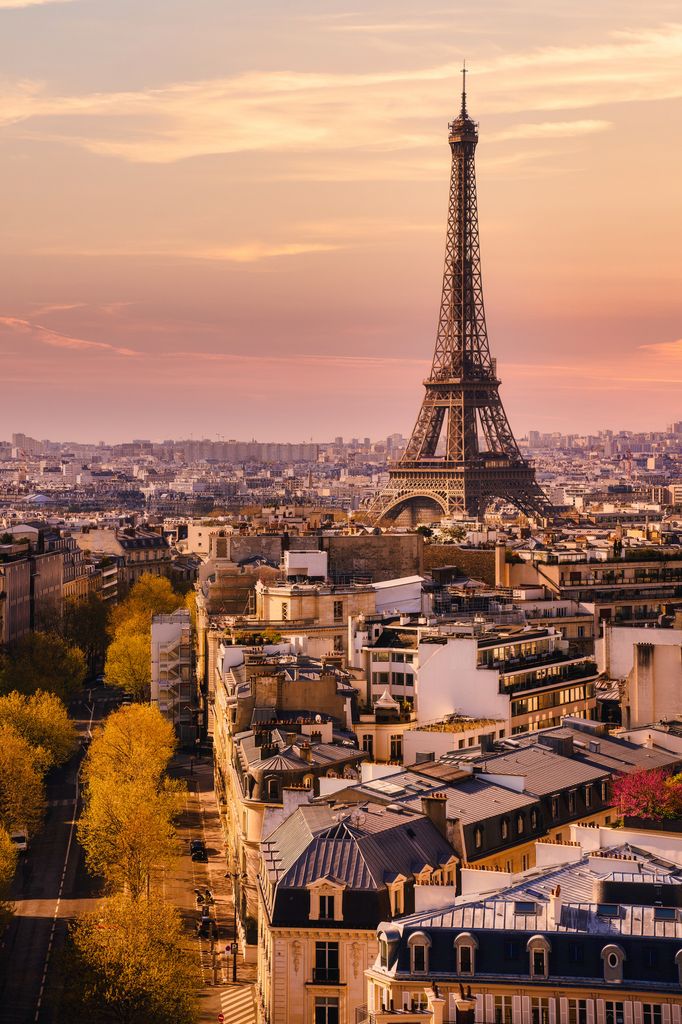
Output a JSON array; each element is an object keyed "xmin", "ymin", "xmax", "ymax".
[
  {"xmin": 0, "ymin": 315, "xmax": 137, "ymax": 356},
  {"xmin": 640, "ymin": 337, "xmax": 682, "ymax": 359},
  {"xmin": 489, "ymin": 119, "xmax": 612, "ymax": 143},
  {"xmin": 2, "ymin": 23, "xmax": 682, "ymax": 166},
  {"xmin": 0, "ymin": 0, "xmax": 73, "ymax": 7}
]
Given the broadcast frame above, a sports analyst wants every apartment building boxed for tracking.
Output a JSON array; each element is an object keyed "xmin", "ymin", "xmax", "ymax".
[{"xmin": 150, "ymin": 608, "xmax": 196, "ymax": 745}]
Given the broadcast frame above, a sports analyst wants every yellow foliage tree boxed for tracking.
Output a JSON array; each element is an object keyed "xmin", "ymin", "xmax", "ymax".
[
  {"xmin": 0, "ymin": 724, "xmax": 45, "ymax": 833},
  {"xmin": 109, "ymin": 575, "xmax": 183, "ymax": 636},
  {"xmin": 78, "ymin": 776, "xmax": 180, "ymax": 900},
  {"xmin": 63, "ymin": 893, "xmax": 197, "ymax": 1023},
  {"xmin": 103, "ymin": 630, "xmax": 151, "ymax": 699},
  {"xmin": 0, "ymin": 690, "xmax": 78, "ymax": 773},
  {"xmin": 85, "ymin": 704, "xmax": 176, "ymax": 789}
]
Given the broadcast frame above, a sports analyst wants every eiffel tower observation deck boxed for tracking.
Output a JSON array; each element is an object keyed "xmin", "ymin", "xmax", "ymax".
[{"xmin": 367, "ymin": 72, "xmax": 553, "ymax": 527}]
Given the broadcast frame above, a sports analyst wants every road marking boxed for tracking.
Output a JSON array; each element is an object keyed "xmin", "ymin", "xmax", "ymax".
[
  {"xmin": 33, "ymin": 698, "xmax": 93, "ymax": 1021},
  {"xmin": 218, "ymin": 985, "xmax": 256, "ymax": 1024}
]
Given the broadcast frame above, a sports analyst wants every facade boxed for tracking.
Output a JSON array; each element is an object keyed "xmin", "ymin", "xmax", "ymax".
[
  {"xmin": 150, "ymin": 608, "xmax": 196, "ymax": 745},
  {"xmin": 255, "ymin": 578, "xmax": 377, "ymax": 657},
  {"xmin": 353, "ymin": 619, "xmax": 598, "ymax": 736},
  {"xmin": 365, "ymin": 837, "xmax": 682, "ymax": 1024},
  {"xmin": 75, "ymin": 527, "xmax": 171, "ymax": 592},
  {"xmin": 257, "ymin": 802, "xmax": 458, "ymax": 1024}
]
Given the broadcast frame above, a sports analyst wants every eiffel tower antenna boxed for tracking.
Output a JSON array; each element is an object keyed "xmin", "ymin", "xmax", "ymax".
[
  {"xmin": 461, "ymin": 60, "xmax": 467, "ymax": 116},
  {"xmin": 366, "ymin": 73, "xmax": 553, "ymax": 526}
]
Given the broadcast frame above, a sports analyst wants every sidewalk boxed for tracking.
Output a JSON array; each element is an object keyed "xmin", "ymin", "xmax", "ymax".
[{"xmin": 169, "ymin": 756, "xmax": 256, "ymax": 1023}]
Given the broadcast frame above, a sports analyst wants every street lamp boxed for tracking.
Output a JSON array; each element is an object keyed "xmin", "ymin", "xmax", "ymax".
[{"xmin": 225, "ymin": 868, "xmax": 247, "ymax": 982}]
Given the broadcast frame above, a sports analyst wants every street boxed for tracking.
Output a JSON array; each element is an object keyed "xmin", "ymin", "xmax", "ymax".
[{"xmin": 0, "ymin": 686, "xmax": 115, "ymax": 1024}]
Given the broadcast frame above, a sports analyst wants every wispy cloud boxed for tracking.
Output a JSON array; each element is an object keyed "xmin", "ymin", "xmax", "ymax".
[
  {"xmin": 640, "ymin": 337, "xmax": 682, "ymax": 359},
  {"xmin": 2, "ymin": 24, "xmax": 682, "ymax": 166},
  {"xmin": 0, "ymin": 0, "xmax": 73, "ymax": 7},
  {"xmin": 0, "ymin": 315, "xmax": 137, "ymax": 356}
]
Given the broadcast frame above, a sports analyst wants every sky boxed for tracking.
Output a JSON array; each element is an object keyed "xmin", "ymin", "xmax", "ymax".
[{"xmin": 0, "ymin": 0, "xmax": 681, "ymax": 444}]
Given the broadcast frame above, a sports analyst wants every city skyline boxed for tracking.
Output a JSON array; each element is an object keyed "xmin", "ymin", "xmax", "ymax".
[{"xmin": 1, "ymin": 1, "xmax": 681, "ymax": 442}]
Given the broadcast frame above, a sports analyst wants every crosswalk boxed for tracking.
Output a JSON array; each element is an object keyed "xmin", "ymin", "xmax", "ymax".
[{"xmin": 218, "ymin": 984, "xmax": 256, "ymax": 1024}]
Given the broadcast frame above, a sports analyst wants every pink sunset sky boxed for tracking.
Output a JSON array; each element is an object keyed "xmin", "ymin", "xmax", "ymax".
[{"xmin": 0, "ymin": 0, "xmax": 681, "ymax": 442}]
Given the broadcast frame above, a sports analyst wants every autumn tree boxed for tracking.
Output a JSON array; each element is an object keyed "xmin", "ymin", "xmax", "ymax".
[
  {"xmin": 0, "ymin": 691, "xmax": 78, "ymax": 773},
  {"xmin": 109, "ymin": 575, "xmax": 182, "ymax": 636},
  {"xmin": 78, "ymin": 777, "xmax": 180, "ymax": 900},
  {"xmin": 84, "ymin": 704, "xmax": 176, "ymax": 788},
  {"xmin": 103, "ymin": 630, "xmax": 151, "ymax": 699},
  {"xmin": 61, "ymin": 893, "xmax": 197, "ymax": 1024},
  {"xmin": 0, "ymin": 724, "xmax": 45, "ymax": 833},
  {"xmin": 0, "ymin": 827, "xmax": 17, "ymax": 929},
  {"xmin": 0, "ymin": 632, "xmax": 86, "ymax": 701}
]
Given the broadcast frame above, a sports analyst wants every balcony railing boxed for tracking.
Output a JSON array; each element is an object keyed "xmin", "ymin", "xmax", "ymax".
[
  {"xmin": 311, "ymin": 967, "xmax": 341, "ymax": 983},
  {"xmin": 500, "ymin": 661, "xmax": 598, "ymax": 695}
]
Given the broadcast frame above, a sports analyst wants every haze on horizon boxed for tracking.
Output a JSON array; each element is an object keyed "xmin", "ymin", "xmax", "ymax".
[{"xmin": 1, "ymin": 0, "xmax": 681, "ymax": 445}]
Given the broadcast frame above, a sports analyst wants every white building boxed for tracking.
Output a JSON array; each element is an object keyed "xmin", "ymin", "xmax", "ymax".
[{"xmin": 150, "ymin": 608, "xmax": 195, "ymax": 744}]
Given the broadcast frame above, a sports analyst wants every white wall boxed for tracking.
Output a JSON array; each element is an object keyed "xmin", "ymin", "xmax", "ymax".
[
  {"xmin": 416, "ymin": 638, "xmax": 509, "ymax": 725},
  {"xmin": 284, "ymin": 549, "xmax": 328, "ymax": 579},
  {"xmin": 599, "ymin": 624, "xmax": 682, "ymax": 677},
  {"xmin": 372, "ymin": 577, "xmax": 423, "ymax": 614}
]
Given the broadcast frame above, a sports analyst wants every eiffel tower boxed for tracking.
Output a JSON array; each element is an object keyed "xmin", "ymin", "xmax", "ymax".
[{"xmin": 367, "ymin": 72, "xmax": 553, "ymax": 526}]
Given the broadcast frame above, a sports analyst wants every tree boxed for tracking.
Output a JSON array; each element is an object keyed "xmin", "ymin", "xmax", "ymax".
[
  {"xmin": 0, "ymin": 827, "xmax": 17, "ymax": 929},
  {"xmin": 0, "ymin": 724, "xmax": 45, "ymax": 833},
  {"xmin": 0, "ymin": 691, "xmax": 78, "ymax": 772},
  {"xmin": 61, "ymin": 893, "xmax": 197, "ymax": 1024},
  {"xmin": 613, "ymin": 768, "xmax": 681, "ymax": 821},
  {"xmin": 84, "ymin": 705, "xmax": 176, "ymax": 789},
  {"xmin": 109, "ymin": 575, "xmax": 182, "ymax": 636},
  {"xmin": 61, "ymin": 594, "xmax": 109, "ymax": 671},
  {"xmin": 0, "ymin": 632, "xmax": 86, "ymax": 701},
  {"xmin": 103, "ymin": 630, "xmax": 152, "ymax": 699},
  {"xmin": 78, "ymin": 777, "xmax": 180, "ymax": 900}
]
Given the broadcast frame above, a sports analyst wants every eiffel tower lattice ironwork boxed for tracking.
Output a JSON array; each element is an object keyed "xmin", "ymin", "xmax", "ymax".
[{"xmin": 367, "ymin": 72, "xmax": 553, "ymax": 526}]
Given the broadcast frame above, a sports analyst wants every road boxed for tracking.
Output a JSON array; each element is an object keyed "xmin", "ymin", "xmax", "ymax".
[{"xmin": 0, "ymin": 685, "xmax": 118, "ymax": 1024}]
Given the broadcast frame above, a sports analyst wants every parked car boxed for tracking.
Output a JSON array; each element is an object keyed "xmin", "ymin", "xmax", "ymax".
[
  {"xmin": 10, "ymin": 827, "xmax": 28, "ymax": 854},
  {"xmin": 190, "ymin": 838, "xmax": 207, "ymax": 862}
]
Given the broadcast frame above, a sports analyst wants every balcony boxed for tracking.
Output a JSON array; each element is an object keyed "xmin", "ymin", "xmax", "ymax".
[
  {"xmin": 501, "ymin": 660, "xmax": 598, "ymax": 695},
  {"xmin": 310, "ymin": 967, "xmax": 341, "ymax": 984}
]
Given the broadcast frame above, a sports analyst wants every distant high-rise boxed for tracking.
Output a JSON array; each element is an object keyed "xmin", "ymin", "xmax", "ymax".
[{"xmin": 368, "ymin": 74, "xmax": 552, "ymax": 525}]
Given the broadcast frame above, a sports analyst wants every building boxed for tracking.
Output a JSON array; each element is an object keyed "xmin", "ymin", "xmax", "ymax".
[
  {"xmin": 598, "ymin": 625, "xmax": 682, "ymax": 728},
  {"xmin": 257, "ymin": 801, "xmax": 458, "ymax": 1024},
  {"xmin": 150, "ymin": 608, "xmax": 196, "ymax": 745},
  {"xmin": 75, "ymin": 526, "xmax": 171, "ymax": 592},
  {"xmin": 364, "ymin": 832, "xmax": 682, "ymax": 1023}
]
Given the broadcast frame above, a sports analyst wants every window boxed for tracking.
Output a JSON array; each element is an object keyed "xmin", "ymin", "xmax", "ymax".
[
  {"xmin": 333, "ymin": 635, "xmax": 343, "ymax": 653},
  {"xmin": 551, "ymin": 796, "xmax": 559, "ymax": 818},
  {"xmin": 605, "ymin": 1003, "xmax": 624, "ymax": 1024},
  {"xmin": 319, "ymin": 895, "xmax": 334, "ymax": 920},
  {"xmin": 407, "ymin": 932, "xmax": 430, "ymax": 974},
  {"xmin": 454, "ymin": 932, "xmax": 477, "ymax": 976},
  {"xmin": 516, "ymin": 814, "xmax": 524, "ymax": 835},
  {"xmin": 568, "ymin": 942, "xmax": 584, "ymax": 965},
  {"xmin": 567, "ymin": 1000, "xmax": 588, "ymax": 1024},
  {"xmin": 379, "ymin": 939, "xmax": 388, "ymax": 967},
  {"xmin": 314, "ymin": 942, "xmax": 339, "ymax": 983},
  {"xmin": 388, "ymin": 881, "xmax": 404, "ymax": 915},
  {"xmin": 601, "ymin": 944, "xmax": 626, "ymax": 983},
  {"xmin": 527, "ymin": 935, "xmax": 550, "ymax": 979},
  {"xmin": 333, "ymin": 600, "xmax": 343, "ymax": 622},
  {"xmin": 601, "ymin": 780, "xmax": 609, "ymax": 802},
  {"xmin": 568, "ymin": 790, "xmax": 576, "ymax": 814},
  {"xmin": 315, "ymin": 997, "xmax": 339, "ymax": 1024},
  {"xmin": 531, "ymin": 809, "xmax": 538, "ymax": 830},
  {"xmin": 362, "ymin": 735, "xmax": 374, "ymax": 758},
  {"xmin": 265, "ymin": 777, "xmax": 280, "ymax": 801},
  {"xmin": 501, "ymin": 818, "xmax": 509, "ymax": 840},
  {"xmin": 494, "ymin": 996, "xmax": 513, "ymax": 1024},
  {"xmin": 532, "ymin": 999, "xmax": 552, "ymax": 1024},
  {"xmin": 474, "ymin": 827, "xmax": 482, "ymax": 849},
  {"xmin": 390, "ymin": 735, "xmax": 403, "ymax": 761},
  {"xmin": 643, "ymin": 1006, "xmax": 663, "ymax": 1024}
]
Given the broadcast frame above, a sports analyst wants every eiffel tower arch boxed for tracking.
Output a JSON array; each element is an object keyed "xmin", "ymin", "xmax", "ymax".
[{"xmin": 367, "ymin": 73, "xmax": 553, "ymax": 527}]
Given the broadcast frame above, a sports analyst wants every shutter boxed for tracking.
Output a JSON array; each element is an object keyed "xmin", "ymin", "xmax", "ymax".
[
  {"xmin": 513, "ymin": 995, "xmax": 523, "ymax": 1024},
  {"xmin": 672, "ymin": 1005, "xmax": 681, "ymax": 1024},
  {"xmin": 486, "ymin": 994, "xmax": 495, "ymax": 1022},
  {"xmin": 475, "ymin": 994, "xmax": 484, "ymax": 1023},
  {"xmin": 662, "ymin": 1006, "xmax": 671, "ymax": 1024},
  {"xmin": 587, "ymin": 1002, "xmax": 595, "ymax": 1024},
  {"xmin": 633, "ymin": 1004, "xmax": 643, "ymax": 1024},
  {"xmin": 624, "ymin": 1004, "xmax": 633, "ymax": 1024},
  {"xmin": 523, "ymin": 996, "xmax": 532, "ymax": 1024},
  {"xmin": 560, "ymin": 999, "xmax": 569, "ymax": 1024},
  {"xmin": 596, "ymin": 1001, "xmax": 606, "ymax": 1024},
  {"xmin": 550, "ymin": 999, "xmax": 557, "ymax": 1024}
]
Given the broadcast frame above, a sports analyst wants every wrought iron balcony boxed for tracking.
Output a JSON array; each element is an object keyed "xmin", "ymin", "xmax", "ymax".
[{"xmin": 311, "ymin": 967, "xmax": 341, "ymax": 983}]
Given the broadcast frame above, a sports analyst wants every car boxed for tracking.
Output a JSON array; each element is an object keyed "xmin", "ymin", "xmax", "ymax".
[
  {"xmin": 9, "ymin": 828, "xmax": 28, "ymax": 854},
  {"xmin": 120, "ymin": 693, "xmax": 133, "ymax": 705},
  {"xmin": 190, "ymin": 838, "xmax": 208, "ymax": 862}
]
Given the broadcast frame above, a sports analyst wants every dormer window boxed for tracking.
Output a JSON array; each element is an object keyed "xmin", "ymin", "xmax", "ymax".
[
  {"xmin": 474, "ymin": 827, "xmax": 483, "ymax": 849},
  {"xmin": 501, "ymin": 818, "xmax": 509, "ymax": 840},
  {"xmin": 319, "ymin": 895, "xmax": 334, "ymax": 920},
  {"xmin": 531, "ymin": 809, "xmax": 538, "ymax": 830},
  {"xmin": 601, "ymin": 944, "xmax": 626, "ymax": 984},
  {"xmin": 516, "ymin": 814, "xmax": 524, "ymax": 835},
  {"xmin": 387, "ymin": 878, "xmax": 405, "ymax": 916},
  {"xmin": 308, "ymin": 879, "xmax": 344, "ymax": 922},
  {"xmin": 407, "ymin": 931, "xmax": 431, "ymax": 974},
  {"xmin": 527, "ymin": 935, "xmax": 551, "ymax": 980},
  {"xmin": 454, "ymin": 932, "xmax": 478, "ymax": 977}
]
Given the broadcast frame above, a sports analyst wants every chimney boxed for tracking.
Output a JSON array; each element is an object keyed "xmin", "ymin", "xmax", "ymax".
[
  {"xmin": 286, "ymin": 732, "xmax": 297, "ymax": 747},
  {"xmin": 421, "ymin": 793, "xmax": 448, "ymax": 839},
  {"xmin": 548, "ymin": 884, "xmax": 562, "ymax": 927},
  {"xmin": 299, "ymin": 741, "xmax": 313, "ymax": 764},
  {"xmin": 480, "ymin": 733, "xmax": 495, "ymax": 754},
  {"xmin": 495, "ymin": 541, "xmax": 507, "ymax": 587}
]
